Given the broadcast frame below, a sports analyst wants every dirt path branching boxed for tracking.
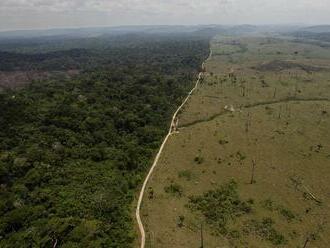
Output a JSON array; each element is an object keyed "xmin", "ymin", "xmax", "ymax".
[{"xmin": 179, "ymin": 97, "xmax": 330, "ymax": 129}]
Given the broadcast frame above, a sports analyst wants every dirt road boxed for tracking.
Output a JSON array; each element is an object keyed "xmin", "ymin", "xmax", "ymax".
[{"xmin": 135, "ymin": 52, "xmax": 210, "ymax": 248}]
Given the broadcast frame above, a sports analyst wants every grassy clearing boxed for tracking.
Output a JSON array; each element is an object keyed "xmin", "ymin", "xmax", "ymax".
[{"xmin": 142, "ymin": 35, "xmax": 330, "ymax": 247}]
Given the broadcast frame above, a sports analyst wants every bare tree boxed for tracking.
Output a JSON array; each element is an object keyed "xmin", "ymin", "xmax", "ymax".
[
  {"xmin": 245, "ymin": 112, "xmax": 251, "ymax": 133},
  {"xmin": 278, "ymin": 106, "xmax": 282, "ymax": 119},
  {"xmin": 200, "ymin": 223, "xmax": 204, "ymax": 248},
  {"xmin": 250, "ymin": 159, "xmax": 256, "ymax": 184},
  {"xmin": 302, "ymin": 237, "xmax": 310, "ymax": 248}
]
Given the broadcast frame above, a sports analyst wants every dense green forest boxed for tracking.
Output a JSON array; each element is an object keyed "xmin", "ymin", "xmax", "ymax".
[
  {"xmin": 0, "ymin": 34, "xmax": 209, "ymax": 71},
  {"xmin": 0, "ymin": 34, "xmax": 210, "ymax": 247}
]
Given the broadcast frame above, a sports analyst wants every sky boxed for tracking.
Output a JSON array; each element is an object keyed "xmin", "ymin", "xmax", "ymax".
[{"xmin": 0, "ymin": 0, "xmax": 330, "ymax": 31}]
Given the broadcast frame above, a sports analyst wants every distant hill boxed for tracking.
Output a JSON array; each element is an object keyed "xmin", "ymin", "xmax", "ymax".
[
  {"xmin": 1, "ymin": 24, "xmax": 310, "ymax": 42},
  {"xmin": 0, "ymin": 25, "xmax": 218, "ymax": 40},
  {"xmin": 229, "ymin": 24, "xmax": 258, "ymax": 33},
  {"xmin": 0, "ymin": 25, "xmax": 226, "ymax": 54},
  {"xmin": 289, "ymin": 25, "xmax": 330, "ymax": 43},
  {"xmin": 299, "ymin": 25, "xmax": 330, "ymax": 33},
  {"xmin": 0, "ymin": 24, "xmax": 282, "ymax": 41}
]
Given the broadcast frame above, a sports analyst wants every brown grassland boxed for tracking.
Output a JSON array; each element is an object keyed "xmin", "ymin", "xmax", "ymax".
[{"xmin": 141, "ymin": 35, "xmax": 330, "ymax": 247}]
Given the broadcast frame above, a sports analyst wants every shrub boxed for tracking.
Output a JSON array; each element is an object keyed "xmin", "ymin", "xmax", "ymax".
[
  {"xmin": 261, "ymin": 199, "xmax": 296, "ymax": 222},
  {"xmin": 261, "ymin": 199, "xmax": 274, "ymax": 211},
  {"xmin": 236, "ymin": 151, "xmax": 246, "ymax": 161},
  {"xmin": 164, "ymin": 183, "xmax": 183, "ymax": 197},
  {"xmin": 178, "ymin": 170, "xmax": 192, "ymax": 181},
  {"xmin": 245, "ymin": 218, "xmax": 287, "ymax": 245},
  {"xmin": 177, "ymin": 215, "xmax": 185, "ymax": 228},
  {"xmin": 279, "ymin": 208, "xmax": 295, "ymax": 222},
  {"xmin": 187, "ymin": 180, "xmax": 252, "ymax": 235},
  {"xmin": 194, "ymin": 155, "xmax": 204, "ymax": 164},
  {"xmin": 219, "ymin": 139, "xmax": 229, "ymax": 145}
]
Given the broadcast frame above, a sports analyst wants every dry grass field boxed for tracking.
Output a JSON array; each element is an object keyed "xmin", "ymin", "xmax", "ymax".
[{"xmin": 141, "ymin": 35, "xmax": 330, "ymax": 248}]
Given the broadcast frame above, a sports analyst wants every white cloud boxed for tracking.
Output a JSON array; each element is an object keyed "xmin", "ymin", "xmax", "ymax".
[{"xmin": 0, "ymin": 0, "xmax": 329, "ymax": 30}]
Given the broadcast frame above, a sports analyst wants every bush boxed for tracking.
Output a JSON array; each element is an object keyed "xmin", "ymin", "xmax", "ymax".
[
  {"xmin": 219, "ymin": 139, "xmax": 229, "ymax": 145},
  {"xmin": 178, "ymin": 170, "xmax": 192, "ymax": 181},
  {"xmin": 261, "ymin": 199, "xmax": 274, "ymax": 211},
  {"xmin": 187, "ymin": 180, "xmax": 252, "ymax": 235},
  {"xmin": 194, "ymin": 155, "xmax": 204, "ymax": 164},
  {"xmin": 279, "ymin": 208, "xmax": 295, "ymax": 222},
  {"xmin": 177, "ymin": 215, "xmax": 185, "ymax": 228},
  {"xmin": 261, "ymin": 199, "xmax": 296, "ymax": 222},
  {"xmin": 245, "ymin": 218, "xmax": 287, "ymax": 245},
  {"xmin": 164, "ymin": 183, "xmax": 183, "ymax": 197}
]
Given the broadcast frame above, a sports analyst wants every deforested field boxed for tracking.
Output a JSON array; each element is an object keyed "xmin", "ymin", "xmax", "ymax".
[{"xmin": 142, "ymin": 34, "xmax": 330, "ymax": 247}]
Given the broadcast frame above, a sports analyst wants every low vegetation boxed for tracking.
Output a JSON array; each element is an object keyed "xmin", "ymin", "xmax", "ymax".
[
  {"xmin": 178, "ymin": 170, "xmax": 192, "ymax": 181},
  {"xmin": 244, "ymin": 218, "xmax": 287, "ymax": 245},
  {"xmin": 187, "ymin": 180, "xmax": 252, "ymax": 235},
  {"xmin": 261, "ymin": 199, "xmax": 296, "ymax": 222},
  {"xmin": 187, "ymin": 182, "xmax": 289, "ymax": 246},
  {"xmin": 164, "ymin": 183, "xmax": 183, "ymax": 197}
]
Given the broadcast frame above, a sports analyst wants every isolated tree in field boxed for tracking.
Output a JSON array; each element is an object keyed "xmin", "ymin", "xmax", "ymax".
[
  {"xmin": 177, "ymin": 215, "xmax": 185, "ymax": 228},
  {"xmin": 278, "ymin": 105, "xmax": 282, "ymax": 119},
  {"xmin": 200, "ymin": 223, "xmax": 204, "ymax": 248},
  {"xmin": 303, "ymin": 230, "xmax": 321, "ymax": 248},
  {"xmin": 285, "ymin": 103, "xmax": 291, "ymax": 119},
  {"xmin": 250, "ymin": 159, "xmax": 256, "ymax": 184},
  {"xmin": 245, "ymin": 112, "xmax": 251, "ymax": 133},
  {"xmin": 294, "ymin": 84, "xmax": 298, "ymax": 97},
  {"xmin": 148, "ymin": 187, "xmax": 154, "ymax": 199},
  {"xmin": 240, "ymin": 80, "xmax": 246, "ymax": 97},
  {"xmin": 303, "ymin": 237, "xmax": 310, "ymax": 248}
]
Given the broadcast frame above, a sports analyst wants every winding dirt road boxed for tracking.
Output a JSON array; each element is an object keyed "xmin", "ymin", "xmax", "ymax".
[{"xmin": 135, "ymin": 53, "xmax": 210, "ymax": 248}]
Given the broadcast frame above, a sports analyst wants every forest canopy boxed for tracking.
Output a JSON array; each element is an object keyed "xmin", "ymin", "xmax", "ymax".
[{"xmin": 0, "ymin": 33, "xmax": 210, "ymax": 247}]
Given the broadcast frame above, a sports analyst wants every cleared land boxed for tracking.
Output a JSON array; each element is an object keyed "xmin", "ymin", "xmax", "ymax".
[{"xmin": 141, "ymin": 35, "xmax": 330, "ymax": 247}]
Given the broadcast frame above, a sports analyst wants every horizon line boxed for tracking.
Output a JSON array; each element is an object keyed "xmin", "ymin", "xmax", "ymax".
[{"xmin": 1, "ymin": 23, "xmax": 325, "ymax": 33}]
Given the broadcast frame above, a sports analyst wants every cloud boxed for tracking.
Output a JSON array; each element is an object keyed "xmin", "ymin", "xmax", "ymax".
[
  {"xmin": 0, "ymin": 0, "xmax": 329, "ymax": 30},
  {"xmin": 0, "ymin": 0, "xmax": 237, "ymax": 19}
]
